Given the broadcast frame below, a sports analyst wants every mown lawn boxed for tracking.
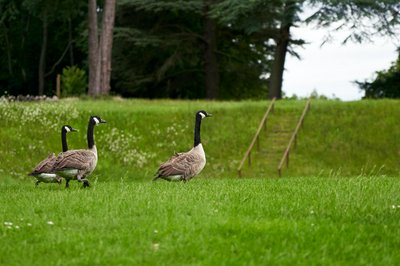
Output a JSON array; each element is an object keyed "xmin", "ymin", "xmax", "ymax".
[{"xmin": 1, "ymin": 177, "xmax": 400, "ymax": 265}]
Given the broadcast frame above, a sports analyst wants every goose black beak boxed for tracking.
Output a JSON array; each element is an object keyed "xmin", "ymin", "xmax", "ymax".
[
  {"xmin": 100, "ymin": 119, "xmax": 107, "ymax": 123},
  {"xmin": 207, "ymin": 113, "xmax": 213, "ymax": 117},
  {"xmin": 71, "ymin": 128, "xmax": 78, "ymax": 132}
]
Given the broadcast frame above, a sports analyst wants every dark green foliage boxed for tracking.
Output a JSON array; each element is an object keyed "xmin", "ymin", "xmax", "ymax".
[
  {"xmin": 211, "ymin": 1, "xmax": 306, "ymax": 99},
  {"xmin": 113, "ymin": 0, "xmax": 269, "ymax": 99},
  {"xmin": 356, "ymin": 52, "xmax": 400, "ymax": 98},
  {"xmin": 113, "ymin": 1, "xmax": 205, "ymax": 98},
  {"xmin": 307, "ymin": 0, "xmax": 400, "ymax": 44},
  {"xmin": 61, "ymin": 66, "xmax": 87, "ymax": 97},
  {"xmin": 0, "ymin": 0, "xmax": 87, "ymax": 96},
  {"xmin": 0, "ymin": 0, "xmax": 399, "ymax": 98},
  {"xmin": 210, "ymin": 0, "xmax": 303, "ymax": 33}
]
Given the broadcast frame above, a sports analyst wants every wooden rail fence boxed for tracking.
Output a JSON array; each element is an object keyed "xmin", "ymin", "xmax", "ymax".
[
  {"xmin": 277, "ymin": 98, "xmax": 311, "ymax": 177},
  {"xmin": 237, "ymin": 98, "xmax": 276, "ymax": 177}
]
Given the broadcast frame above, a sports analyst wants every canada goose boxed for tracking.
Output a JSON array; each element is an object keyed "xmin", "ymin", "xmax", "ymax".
[
  {"xmin": 29, "ymin": 125, "xmax": 77, "ymax": 186},
  {"xmin": 52, "ymin": 116, "xmax": 106, "ymax": 188},
  {"xmin": 153, "ymin": 110, "xmax": 212, "ymax": 181}
]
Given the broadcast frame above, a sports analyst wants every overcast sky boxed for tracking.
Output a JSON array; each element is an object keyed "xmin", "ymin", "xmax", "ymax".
[{"xmin": 283, "ymin": 19, "xmax": 399, "ymax": 101}]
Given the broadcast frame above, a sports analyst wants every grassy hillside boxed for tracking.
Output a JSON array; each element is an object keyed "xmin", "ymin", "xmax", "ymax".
[
  {"xmin": 286, "ymin": 100, "xmax": 400, "ymax": 177},
  {"xmin": 0, "ymin": 98, "xmax": 399, "ymax": 181},
  {"xmin": 0, "ymin": 98, "xmax": 270, "ymax": 182}
]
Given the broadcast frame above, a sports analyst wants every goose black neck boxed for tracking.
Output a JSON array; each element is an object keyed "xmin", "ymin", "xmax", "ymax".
[
  {"xmin": 194, "ymin": 115, "xmax": 202, "ymax": 147},
  {"xmin": 61, "ymin": 129, "xmax": 68, "ymax": 152},
  {"xmin": 87, "ymin": 120, "xmax": 95, "ymax": 149}
]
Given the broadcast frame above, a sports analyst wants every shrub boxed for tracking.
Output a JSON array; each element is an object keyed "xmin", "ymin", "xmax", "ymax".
[
  {"xmin": 61, "ymin": 66, "xmax": 87, "ymax": 97},
  {"xmin": 356, "ymin": 52, "xmax": 400, "ymax": 99}
]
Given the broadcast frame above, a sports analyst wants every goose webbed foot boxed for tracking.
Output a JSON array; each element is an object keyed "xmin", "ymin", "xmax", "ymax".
[
  {"xmin": 77, "ymin": 176, "xmax": 90, "ymax": 188},
  {"xmin": 82, "ymin": 180, "xmax": 90, "ymax": 188}
]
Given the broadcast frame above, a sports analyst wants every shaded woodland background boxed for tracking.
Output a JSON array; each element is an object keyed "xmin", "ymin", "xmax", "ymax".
[{"xmin": 0, "ymin": 0, "xmax": 399, "ymax": 100}]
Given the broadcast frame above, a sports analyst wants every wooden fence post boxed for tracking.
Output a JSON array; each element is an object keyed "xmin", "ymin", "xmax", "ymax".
[
  {"xmin": 277, "ymin": 98, "xmax": 311, "ymax": 176},
  {"xmin": 56, "ymin": 74, "xmax": 61, "ymax": 98},
  {"xmin": 237, "ymin": 98, "xmax": 276, "ymax": 177}
]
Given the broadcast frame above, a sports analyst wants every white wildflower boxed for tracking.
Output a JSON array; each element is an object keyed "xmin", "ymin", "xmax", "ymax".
[
  {"xmin": 47, "ymin": 221, "xmax": 54, "ymax": 225},
  {"xmin": 152, "ymin": 243, "xmax": 160, "ymax": 251}
]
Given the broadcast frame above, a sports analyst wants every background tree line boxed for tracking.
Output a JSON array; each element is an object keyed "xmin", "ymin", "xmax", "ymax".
[{"xmin": 0, "ymin": 0, "xmax": 399, "ymax": 99}]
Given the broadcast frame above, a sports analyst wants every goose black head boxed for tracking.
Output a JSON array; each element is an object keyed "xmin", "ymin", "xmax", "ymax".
[
  {"xmin": 197, "ymin": 110, "xmax": 212, "ymax": 119},
  {"xmin": 90, "ymin": 115, "xmax": 107, "ymax": 125},
  {"xmin": 62, "ymin": 125, "xmax": 78, "ymax": 133}
]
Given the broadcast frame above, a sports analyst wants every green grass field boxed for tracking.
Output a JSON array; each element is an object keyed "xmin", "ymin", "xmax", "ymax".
[
  {"xmin": 1, "ymin": 98, "xmax": 400, "ymax": 265},
  {"xmin": 1, "ymin": 178, "xmax": 400, "ymax": 265}
]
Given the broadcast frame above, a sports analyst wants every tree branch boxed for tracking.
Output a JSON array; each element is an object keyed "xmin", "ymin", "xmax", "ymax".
[{"xmin": 44, "ymin": 41, "xmax": 73, "ymax": 78}]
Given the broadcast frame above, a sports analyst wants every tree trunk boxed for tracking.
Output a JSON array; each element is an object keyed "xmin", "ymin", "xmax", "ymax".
[
  {"xmin": 68, "ymin": 18, "xmax": 74, "ymax": 66},
  {"xmin": 38, "ymin": 14, "xmax": 48, "ymax": 96},
  {"xmin": 1, "ymin": 24, "xmax": 13, "ymax": 76},
  {"xmin": 88, "ymin": 0, "xmax": 99, "ymax": 96},
  {"xmin": 203, "ymin": 1, "xmax": 219, "ymax": 99},
  {"xmin": 88, "ymin": 0, "xmax": 116, "ymax": 96},
  {"xmin": 268, "ymin": 24, "xmax": 290, "ymax": 99},
  {"xmin": 268, "ymin": 1, "xmax": 296, "ymax": 100},
  {"xmin": 99, "ymin": 0, "xmax": 116, "ymax": 95}
]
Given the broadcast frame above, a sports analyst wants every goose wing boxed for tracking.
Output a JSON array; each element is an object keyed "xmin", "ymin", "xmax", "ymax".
[
  {"xmin": 29, "ymin": 153, "xmax": 56, "ymax": 175},
  {"xmin": 52, "ymin": 149, "xmax": 96, "ymax": 171},
  {"xmin": 157, "ymin": 151, "xmax": 200, "ymax": 178}
]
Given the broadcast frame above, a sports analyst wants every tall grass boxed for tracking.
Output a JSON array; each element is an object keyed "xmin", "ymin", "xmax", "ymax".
[
  {"xmin": 0, "ymin": 98, "xmax": 275, "ymax": 181},
  {"xmin": 285, "ymin": 100, "xmax": 400, "ymax": 177},
  {"xmin": 0, "ymin": 98, "xmax": 399, "ymax": 180}
]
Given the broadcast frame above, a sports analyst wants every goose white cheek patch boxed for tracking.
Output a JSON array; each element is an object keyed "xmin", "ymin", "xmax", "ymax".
[
  {"xmin": 199, "ymin": 113, "xmax": 206, "ymax": 119},
  {"xmin": 93, "ymin": 117, "xmax": 100, "ymax": 124},
  {"xmin": 65, "ymin": 127, "xmax": 71, "ymax": 132}
]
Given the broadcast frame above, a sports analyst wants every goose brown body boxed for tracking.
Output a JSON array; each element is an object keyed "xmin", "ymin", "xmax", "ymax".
[
  {"xmin": 29, "ymin": 125, "xmax": 77, "ymax": 186},
  {"xmin": 29, "ymin": 153, "xmax": 60, "ymax": 184},
  {"xmin": 52, "ymin": 116, "xmax": 106, "ymax": 188},
  {"xmin": 52, "ymin": 146, "xmax": 98, "ymax": 181},
  {"xmin": 155, "ymin": 144, "xmax": 206, "ymax": 181},
  {"xmin": 154, "ymin": 110, "xmax": 211, "ymax": 182}
]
